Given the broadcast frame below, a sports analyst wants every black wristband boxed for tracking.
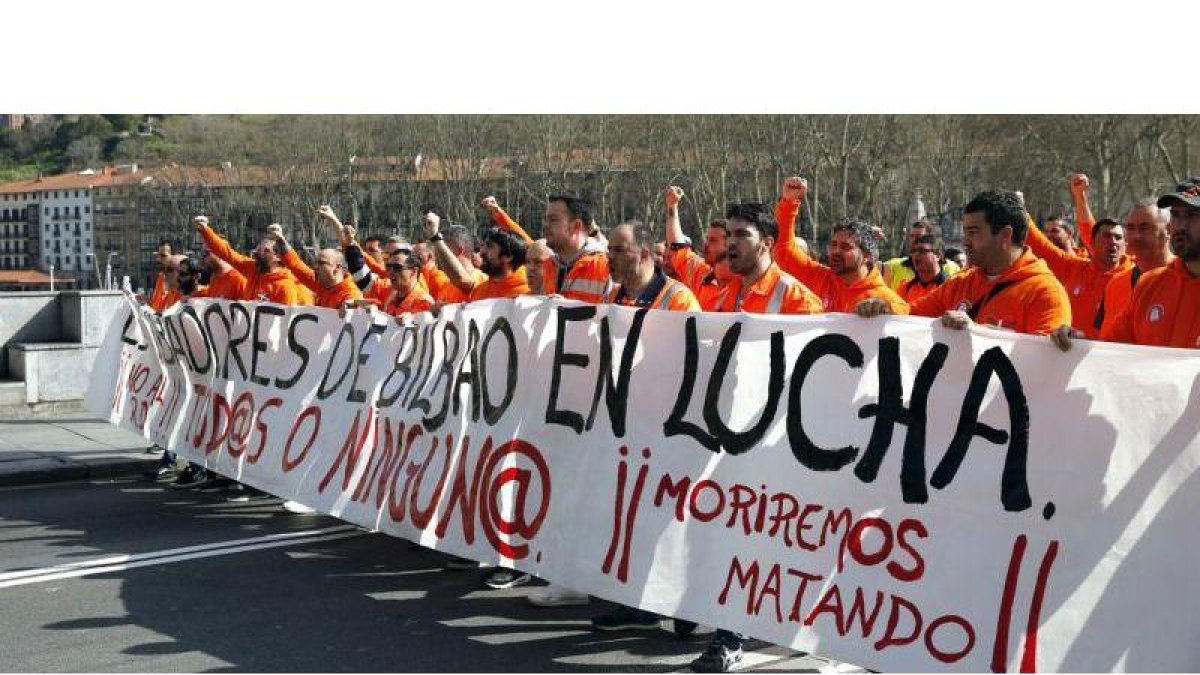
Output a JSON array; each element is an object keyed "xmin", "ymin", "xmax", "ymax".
[{"xmin": 428, "ymin": 233, "xmax": 444, "ymax": 243}]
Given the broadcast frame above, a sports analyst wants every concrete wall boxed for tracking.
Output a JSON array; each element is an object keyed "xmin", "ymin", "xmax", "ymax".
[
  {"xmin": 0, "ymin": 292, "xmax": 60, "ymax": 380},
  {"xmin": 0, "ymin": 290, "xmax": 125, "ymax": 403}
]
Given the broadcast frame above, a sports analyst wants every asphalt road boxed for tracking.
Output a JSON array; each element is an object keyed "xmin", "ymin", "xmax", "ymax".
[{"xmin": 0, "ymin": 477, "xmax": 847, "ymax": 673}]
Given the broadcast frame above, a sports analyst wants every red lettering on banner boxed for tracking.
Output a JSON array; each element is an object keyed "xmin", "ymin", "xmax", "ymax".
[
  {"xmin": 718, "ymin": 555, "xmax": 975, "ymax": 664},
  {"xmin": 318, "ymin": 408, "xmax": 376, "ymax": 494},
  {"xmin": 434, "ymin": 436, "xmax": 494, "ymax": 544},
  {"xmin": 409, "ymin": 433, "xmax": 454, "ymax": 530},
  {"xmin": 282, "ymin": 406, "xmax": 322, "ymax": 472},
  {"xmin": 478, "ymin": 439, "xmax": 550, "ymax": 560}
]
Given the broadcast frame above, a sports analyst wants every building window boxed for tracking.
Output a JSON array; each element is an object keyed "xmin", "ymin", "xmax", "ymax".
[
  {"xmin": 44, "ymin": 207, "xmax": 49, "ymax": 216},
  {"xmin": 85, "ymin": 205, "xmax": 90, "ymax": 214},
  {"xmin": 85, "ymin": 222, "xmax": 90, "ymax": 230}
]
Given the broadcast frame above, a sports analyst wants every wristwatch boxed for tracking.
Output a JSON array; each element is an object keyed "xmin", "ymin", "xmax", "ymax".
[{"xmin": 428, "ymin": 233, "xmax": 444, "ymax": 243}]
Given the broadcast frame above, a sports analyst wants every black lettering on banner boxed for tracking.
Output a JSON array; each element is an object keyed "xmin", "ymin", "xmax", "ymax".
[
  {"xmin": 664, "ymin": 317, "xmax": 721, "ymax": 453},
  {"xmin": 377, "ymin": 325, "xmax": 419, "ymax": 408},
  {"xmin": 787, "ymin": 333, "xmax": 864, "ymax": 470},
  {"xmin": 584, "ymin": 308, "xmax": 647, "ymax": 438},
  {"xmin": 145, "ymin": 312, "xmax": 178, "ymax": 365},
  {"xmin": 318, "ymin": 323, "xmax": 356, "ymax": 400},
  {"xmin": 545, "ymin": 305, "xmax": 596, "ymax": 433},
  {"xmin": 931, "ymin": 345, "xmax": 1032, "ymax": 512},
  {"xmin": 161, "ymin": 314, "xmax": 193, "ymax": 368},
  {"xmin": 855, "ymin": 339, "xmax": 950, "ymax": 504},
  {"xmin": 202, "ymin": 303, "xmax": 232, "ymax": 379},
  {"xmin": 702, "ymin": 324, "xmax": 785, "ymax": 455},
  {"xmin": 177, "ymin": 305, "xmax": 213, "ymax": 374},
  {"xmin": 422, "ymin": 322, "xmax": 462, "ymax": 430},
  {"xmin": 407, "ymin": 323, "xmax": 441, "ymax": 415},
  {"xmin": 120, "ymin": 311, "xmax": 147, "ymax": 351},
  {"xmin": 250, "ymin": 304, "xmax": 286, "ymax": 386},
  {"xmin": 224, "ymin": 302, "xmax": 252, "ymax": 381},
  {"xmin": 480, "ymin": 317, "xmax": 517, "ymax": 425},
  {"xmin": 348, "ymin": 321, "xmax": 388, "ymax": 404},
  {"xmin": 276, "ymin": 312, "xmax": 318, "ymax": 390},
  {"xmin": 404, "ymin": 323, "xmax": 437, "ymax": 411},
  {"xmin": 450, "ymin": 319, "xmax": 482, "ymax": 421}
]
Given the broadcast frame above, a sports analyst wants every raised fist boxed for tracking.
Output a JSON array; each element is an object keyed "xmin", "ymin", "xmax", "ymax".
[
  {"xmin": 1068, "ymin": 173, "xmax": 1090, "ymax": 195},
  {"xmin": 315, "ymin": 204, "xmax": 338, "ymax": 221},
  {"xmin": 665, "ymin": 186, "xmax": 684, "ymax": 209},
  {"xmin": 193, "ymin": 215, "xmax": 209, "ymax": 228},
  {"xmin": 782, "ymin": 176, "xmax": 808, "ymax": 203},
  {"xmin": 266, "ymin": 223, "xmax": 284, "ymax": 240},
  {"xmin": 423, "ymin": 211, "xmax": 441, "ymax": 238},
  {"xmin": 481, "ymin": 196, "xmax": 499, "ymax": 211}
]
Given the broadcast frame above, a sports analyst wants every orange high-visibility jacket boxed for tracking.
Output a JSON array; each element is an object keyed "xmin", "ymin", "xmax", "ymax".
[
  {"xmin": 1026, "ymin": 216, "xmax": 1132, "ymax": 338},
  {"xmin": 1100, "ymin": 258, "xmax": 1200, "ymax": 349}
]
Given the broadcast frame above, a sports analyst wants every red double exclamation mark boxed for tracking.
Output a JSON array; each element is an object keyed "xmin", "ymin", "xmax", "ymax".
[
  {"xmin": 992, "ymin": 535, "xmax": 1060, "ymax": 673},
  {"xmin": 602, "ymin": 446, "xmax": 651, "ymax": 583}
]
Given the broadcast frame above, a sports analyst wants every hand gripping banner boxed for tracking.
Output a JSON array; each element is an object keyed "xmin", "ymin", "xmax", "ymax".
[{"xmin": 86, "ymin": 294, "xmax": 1200, "ymax": 672}]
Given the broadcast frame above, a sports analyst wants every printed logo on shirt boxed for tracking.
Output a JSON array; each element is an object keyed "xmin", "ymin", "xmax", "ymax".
[
  {"xmin": 1148, "ymin": 304, "xmax": 1165, "ymax": 323},
  {"xmin": 257, "ymin": 292, "xmax": 270, "ymax": 302}
]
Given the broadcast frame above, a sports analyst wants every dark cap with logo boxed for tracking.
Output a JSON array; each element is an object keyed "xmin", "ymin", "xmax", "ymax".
[{"xmin": 1157, "ymin": 177, "xmax": 1200, "ymax": 209}]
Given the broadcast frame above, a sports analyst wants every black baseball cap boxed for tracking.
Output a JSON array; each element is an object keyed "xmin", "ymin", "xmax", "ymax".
[{"xmin": 1156, "ymin": 177, "xmax": 1200, "ymax": 209}]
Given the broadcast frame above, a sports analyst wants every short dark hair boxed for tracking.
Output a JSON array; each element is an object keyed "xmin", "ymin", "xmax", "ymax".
[
  {"xmin": 831, "ymin": 218, "xmax": 879, "ymax": 258},
  {"xmin": 944, "ymin": 246, "xmax": 964, "ymax": 261},
  {"xmin": 964, "ymin": 191, "xmax": 1029, "ymax": 246},
  {"xmin": 363, "ymin": 236, "xmax": 383, "ymax": 248},
  {"xmin": 480, "ymin": 226, "xmax": 528, "ymax": 268},
  {"xmin": 157, "ymin": 240, "xmax": 172, "ymax": 250},
  {"xmin": 707, "ymin": 219, "xmax": 729, "ymax": 236},
  {"xmin": 725, "ymin": 202, "xmax": 776, "ymax": 240},
  {"xmin": 1091, "ymin": 217, "xmax": 1122, "ymax": 244},
  {"xmin": 387, "ymin": 249, "xmax": 421, "ymax": 271},
  {"xmin": 548, "ymin": 194, "xmax": 593, "ymax": 229}
]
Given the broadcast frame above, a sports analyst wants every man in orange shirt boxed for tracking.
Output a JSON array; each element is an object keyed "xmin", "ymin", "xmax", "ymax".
[
  {"xmin": 194, "ymin": 216, "xmax": 309, "ymax": 305},
  {"xmin": 663, "ymin": 186, "xmax": 733, "ymax": 311},
  {"xmin": 191, "ymin": 251, "xmax": 249, "ymax": 301},
  {"xmin": 421, "ymin": 213, "xmax": 488, "ymax": 304},
  {"xmin": 149, "ymin": 254, "xmax": 184, "ymax": 312},
  {"xmin": 774, "ymin": 176, "xmax": 909, "ymax": 315},
  {"xmin": 1056, "ymin": 178, "xmax": 1200, "ymax": 350},
  {"xmin": 897, "ymin": 234, "xmax": 950, "ymax": 304},
  {"xmin": 1042, "ymin": 215, "xmax": 1083, "ymax": 257},
  {"xmin": 713, "ymin": 201, "xmax": 823, "ymax": 314},
  {"xmin": 604, "ymin": 221, "xmax": 699, "ymax": 311},
  {"xmin": 272, "ymin": 229, "xmax": 362, "ymax": 310},
  {"xmin": 1025, "ymin": 181, "xmax": 1132, "ymax": 338},
  {"xmin": 688, "ymin": 199, "xmax": 820, "ymax": 674},
  {"xmin": 858, "ymin": 191, "xmax": 1071, "ymax": 336}
]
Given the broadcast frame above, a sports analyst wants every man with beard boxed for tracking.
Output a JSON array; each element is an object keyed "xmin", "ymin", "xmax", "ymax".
[
  {"xmin": 1025, "ymin": 176, "xmax": 1132, "ymax": 339},
  {"xmin": 1056, "ymin": 178, "xmax": 1200, "ymax": 349},
  {"xmin": 663, "ymin": 186, "xmax": 734, "ymax": 311},
  {"xmin": 190, "ymin": 250, "xmax": 248, "ymax": 300},
  {"xmin": 423, "ymin": 213, "xmax": 530, "ymax": 301},
  {"xmin": 858, "ymin": 191, "xmax": 1071, "ymax": 335},
  {"xmin": 774, "ymin": 176, "xmax": 909, "ymax": 314},
  {"xmin": 482, "ymin": 194, "xmax": 611, "ymax": 302},
  {"xmin": 194, "ymin": 216, "xmax": 309, "ymax": 305}
]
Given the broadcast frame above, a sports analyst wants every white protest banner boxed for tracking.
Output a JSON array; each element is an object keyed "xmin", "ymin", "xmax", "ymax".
[{"xmin": 87, "ymin": 294, "xmax": 1200, "ymax": 672}]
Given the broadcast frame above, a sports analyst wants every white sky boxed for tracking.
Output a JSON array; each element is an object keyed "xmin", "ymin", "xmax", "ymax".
[{"xmin": 7, "ymin": 0, "xmax": 1197, "ymax": 113}]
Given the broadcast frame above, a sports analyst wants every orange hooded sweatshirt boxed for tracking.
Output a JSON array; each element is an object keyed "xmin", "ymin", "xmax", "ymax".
[
  {"xmin": 1100, "ymin": 258, "xmax": 1200, "ymax": 349},
  {"xmin": 197, "ymin": 223, "xmax": 310, "ymax": 305},
  {"xmin": 773, "ymin": 199, "xmax": 909, "ymax": 314},
  {"xmin": 281, "ymin": 249, "xmax": 362, "ymax": 309},
  {"xmin": 1026, "ymin": 216, "xmax": 1132, "ymax": 338},
  {"xmin": 911, "ymin": 247, "xmax": 1071, "ymax": 335}
]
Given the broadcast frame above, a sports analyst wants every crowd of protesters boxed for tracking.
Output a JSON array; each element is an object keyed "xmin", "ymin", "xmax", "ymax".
[{"xmin": 139, "ymin": 171, "xmax": 1200, "ymax": 673}]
